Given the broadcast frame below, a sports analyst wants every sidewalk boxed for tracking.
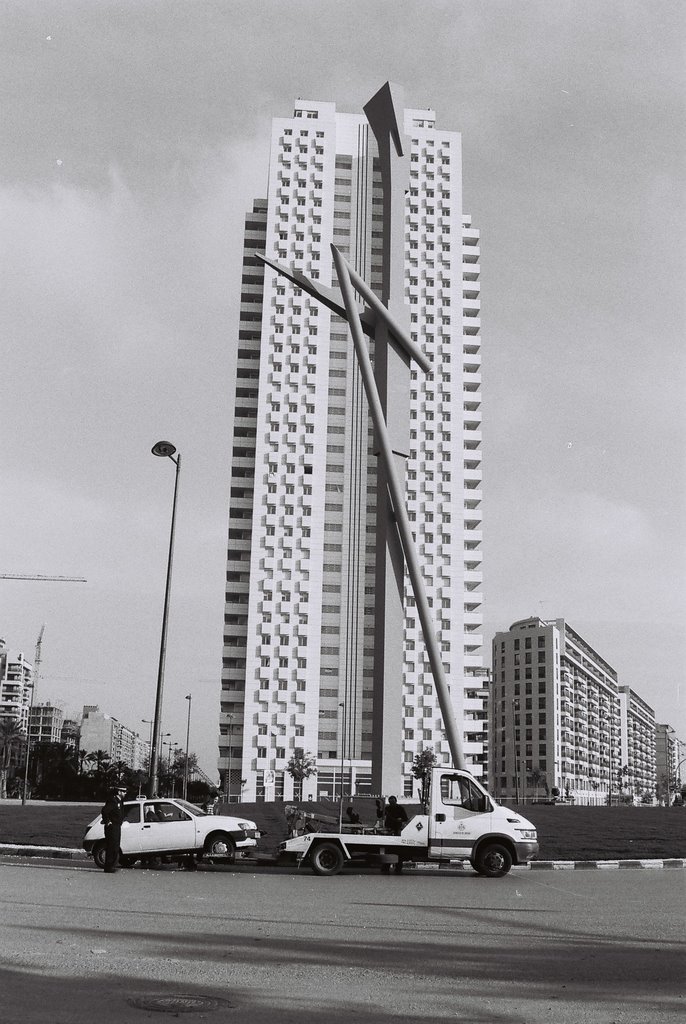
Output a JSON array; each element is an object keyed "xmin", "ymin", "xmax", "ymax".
[{"xmin": 1, "ymin": 842, "xmax": 684, "ymax": 870}]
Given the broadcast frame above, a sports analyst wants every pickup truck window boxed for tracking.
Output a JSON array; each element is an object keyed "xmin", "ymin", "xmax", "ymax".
[
  {"xmin": 123, "ymin": 804, "xmax": 142, "ymax": 824},
  {"xmin": 440, "ymin": 775, "xmax": 487, "ymax": 813},
  {"xmin": 144, "ymin": 802, "xmax": 192, "ymax": 823}
]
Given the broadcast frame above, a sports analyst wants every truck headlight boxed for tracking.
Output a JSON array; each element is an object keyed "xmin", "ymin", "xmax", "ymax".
[{"xmin": 517, "ymin": 829, "xmax": 537, "ymax": 841}]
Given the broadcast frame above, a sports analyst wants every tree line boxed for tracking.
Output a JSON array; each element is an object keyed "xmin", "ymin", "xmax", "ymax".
[{"xmin": 0, "ymin": 721, "xmax": 212, "ymax": 802}]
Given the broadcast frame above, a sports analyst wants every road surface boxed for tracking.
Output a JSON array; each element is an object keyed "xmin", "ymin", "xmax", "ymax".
[{"xmin": 0, "ymin": 858, "xmax": 683, "ymax": 1023}]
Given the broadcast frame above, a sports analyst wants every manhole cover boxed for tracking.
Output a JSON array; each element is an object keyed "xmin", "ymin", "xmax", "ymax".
[{"xmin": 128, "ymin": 994, "xmax": 234, "ymax": 1013}]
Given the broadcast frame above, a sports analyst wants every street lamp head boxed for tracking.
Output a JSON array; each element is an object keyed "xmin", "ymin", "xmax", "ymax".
[{"xmin": 151, "ymin": 441, "xmax": 177, "ymax": 459}]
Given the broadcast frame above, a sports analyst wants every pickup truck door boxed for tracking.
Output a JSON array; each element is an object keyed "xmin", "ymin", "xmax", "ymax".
[
  {"xmin": 139, "ymin": 801, "xmax": 197, "ymax": 853},
  {"xmin": 118, "ymin": 802, "xmax": 145, "ymax": 856},
  {"xmin": 428, "ymin": 771, "xmax": 492, "ymax": 860}
]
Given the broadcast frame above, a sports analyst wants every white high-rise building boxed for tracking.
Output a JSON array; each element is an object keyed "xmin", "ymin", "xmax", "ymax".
[
  {"xmin": 0, "ymin": 639, "xmax": 33, "ymax": 733},
  {"xmin": 219, "ymin": 93, "xmax": 485, "ymax": 801}
]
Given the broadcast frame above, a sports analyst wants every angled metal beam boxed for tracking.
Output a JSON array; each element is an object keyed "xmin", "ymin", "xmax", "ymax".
[
  {"xmin": 332, "ymin": 244, "xmax": 466, "ymax": 772},
  {"xmin": 255, "ymin": 251, "xmax": 375, "ymax": 336},
  {"xmin": 344, "ymin": 262, "xmax": 432, "ymax": 375},
  {"xmin": 255, "ymin": 251, "xmax": 432, "ymax": 372}
]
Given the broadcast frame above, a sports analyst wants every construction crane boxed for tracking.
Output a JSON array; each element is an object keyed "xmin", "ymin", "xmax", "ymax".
[
  {"xmin": 22, "ymin": 625, "xmax": 45, "ymax": 806},
  {"xmin": 0, "ymin": 574, "xmax": 86, "ymax": 582}
]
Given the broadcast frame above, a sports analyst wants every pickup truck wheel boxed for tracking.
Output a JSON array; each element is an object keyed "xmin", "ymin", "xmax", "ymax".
[
  {"xmin": 474, "ymin": 842, "xmax": 512, "ymax": 878},
  {"xmin": 310, "ymin": 842, "xmax": 345, "ymax": 876},
  {"xmin": 92, "ymin": 842, "xmax": 106, "ymax": 869},
  {"xmin": 204, "ymin": 832, "xmax": 236, "ymax": 863}
]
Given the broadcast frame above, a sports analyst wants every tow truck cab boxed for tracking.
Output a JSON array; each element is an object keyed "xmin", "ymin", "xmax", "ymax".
[
  {"xmin": 427, "ymin": 766, "xmax": 539, "ymax": 874},
  {"xmin": 280, "ymin": 766, "xmax": 538, "ymax": 877}
]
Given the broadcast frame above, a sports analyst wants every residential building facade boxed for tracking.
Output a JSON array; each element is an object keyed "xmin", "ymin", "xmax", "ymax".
[
  {"xmin": 0, "ymin": 639, "xmax": 32, "ymax": 733},
  {"xmin": 60, "ymin": 718, "xmax": 81, "ymax": 751},
  {"xmin": 79, "ymin": 706, "xmax": 149, "ymax": 772},
  {"xmin": 28, "ymin": 702, "xmax": 64, "ymax": 745},
  {"xmin": 490, "ymin": 617, "xmax": 622, "ymax": 805},
  {"xmin": 219, "ymin": 91, "xmax": 485, "ymax": 801},
  {"xmin": 655, "ymin": 723, "xmax": 682, "ymax": 802},
  {"xmin": 617, "ymin": 686, "xmax": 656, "ymax": 800}
]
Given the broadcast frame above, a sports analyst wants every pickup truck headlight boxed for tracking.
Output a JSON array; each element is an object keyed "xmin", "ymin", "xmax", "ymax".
[
  {"xmin": 516, "ymin": 829, "xmax": 537, "ymax": 841},
  {"xmin": 238, "ymin": 821, "xmax": 255, "ymax": 831}
]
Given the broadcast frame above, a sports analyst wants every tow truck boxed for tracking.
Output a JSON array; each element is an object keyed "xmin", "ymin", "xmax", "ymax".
[{"xmin": 280, "ymin": 766, "xmax": 538, "ymax": 877}]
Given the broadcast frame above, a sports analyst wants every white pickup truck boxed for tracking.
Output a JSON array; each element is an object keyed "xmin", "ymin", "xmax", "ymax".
[{"xmin": 280, "ymin": 766, "xmax": 538, "ymax": 877}]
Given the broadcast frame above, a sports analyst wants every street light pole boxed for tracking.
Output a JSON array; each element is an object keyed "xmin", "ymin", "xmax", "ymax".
[
  {"xmin": 183, "ymin": 694, "xmax": 192, "ymax": 800},
  {"xmin": 142, "ymin": 719, "xmax": 153, "ymax": 747},
  {"xmin": 159, "ymin": 732, "xmax": 171, "ymax": 796},
  {"xmin": 512, "ymin": 698, "xmax": 520, "ymax": 805},
  {"xmin": 338, "ymin": 701, "xmax": 346, "ymax": 830},
  {"xmin": 147, "ymin": 441, "xmax": 181, "ymax": 798},
  {"xmin": 226, "ymin": 713, "xmax": 234, "ymax": 803}
]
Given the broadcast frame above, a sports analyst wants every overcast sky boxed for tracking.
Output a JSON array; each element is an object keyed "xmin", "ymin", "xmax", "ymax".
[{"xmin": 1, "ymin": 1, "xmax": 684, "ymax": 775}]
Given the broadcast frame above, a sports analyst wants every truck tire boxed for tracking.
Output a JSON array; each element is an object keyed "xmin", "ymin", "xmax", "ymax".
[
  {"xmin": 474, "ymin": 842, "xmax": 512, "ymax": 878},
  {"xmin": 310, "ymin": 842, "xmax": 345, "ymax": 876}
]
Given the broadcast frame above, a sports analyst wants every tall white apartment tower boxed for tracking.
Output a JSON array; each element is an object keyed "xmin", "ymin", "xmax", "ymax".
[{"xmin": 219, "ymin": 92, "xmax": 485, "ymax": 801}]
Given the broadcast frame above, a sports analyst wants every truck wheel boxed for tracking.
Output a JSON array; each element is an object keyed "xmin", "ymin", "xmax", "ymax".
[
  {"xmin": 310, "ymin": 842, "xmax": 345, "ymax": 876},
  {"xmin": 204, "ymin": 832, "xmax": 236, "ymax": 863},
  {"xmin": 474, "ymin": 843, "xmax": 512, "ymax": 878}
]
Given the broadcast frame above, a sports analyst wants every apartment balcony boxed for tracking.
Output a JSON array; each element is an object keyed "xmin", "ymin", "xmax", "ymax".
[{"xmin": 462, "ymin": 372, "xmax": 481, "ymax": 391}]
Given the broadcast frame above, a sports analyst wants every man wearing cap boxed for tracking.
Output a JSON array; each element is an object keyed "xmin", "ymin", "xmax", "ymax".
[{"xmin": 101, "ymin": 785, "xmax": 127, "ymax": 873}]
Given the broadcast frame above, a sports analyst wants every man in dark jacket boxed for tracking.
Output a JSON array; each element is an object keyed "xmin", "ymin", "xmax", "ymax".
[
  {"xmin": 384, "ymin": 795, "xmax": 408, "ymax": 835},
  {"xmin": 101, "ymin": 785, "xmax": 127, "ymax": 873}
]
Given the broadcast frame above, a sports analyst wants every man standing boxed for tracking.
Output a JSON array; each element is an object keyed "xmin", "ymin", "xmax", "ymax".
[{"xmin": 101, "ymin": 785, "xmax": 127, "ymax": 873}]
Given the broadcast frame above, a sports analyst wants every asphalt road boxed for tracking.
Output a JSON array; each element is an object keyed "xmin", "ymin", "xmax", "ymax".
[{"xmin": 0, "ymin": 858, "xmax": 683, "ymax": 1024}]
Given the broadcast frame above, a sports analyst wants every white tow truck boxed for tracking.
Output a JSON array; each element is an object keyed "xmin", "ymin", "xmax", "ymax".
[{"xmin": 279, "ymin": 765, "xmax": 538, "ymax": 877}]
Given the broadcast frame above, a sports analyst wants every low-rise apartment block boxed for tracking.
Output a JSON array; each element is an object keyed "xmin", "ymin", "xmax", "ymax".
[{"xmin": 28, "ymin": 702, "xmax": 64, "ymax": 745}]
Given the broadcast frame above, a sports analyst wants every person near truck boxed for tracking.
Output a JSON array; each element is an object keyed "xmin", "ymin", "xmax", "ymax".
[
  {"xmin": 384, "ymin": 795, "xmax": 408, "ymax": 834},
  {"xmin": 101, "ymin": 785, "xmax": 127, "ymax": 873}
]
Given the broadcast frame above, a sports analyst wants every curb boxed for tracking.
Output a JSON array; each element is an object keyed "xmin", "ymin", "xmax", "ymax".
[
  {"xmin": 526, "ymin": 858, "xmax": 686, "ymax": 871},
  {"xmin": 0, "ymin": 844, "xmax": 88, "ymax": 860},
  {"xmin": 0, "ymin": 845, "xmax": 684, "ymax": 870},
  {"xmin": 404, "ymin": 858, "xmax": 686, "ymax": 872}
]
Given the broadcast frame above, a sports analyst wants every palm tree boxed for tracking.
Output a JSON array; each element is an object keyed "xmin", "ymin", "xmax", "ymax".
[
  {"xmin": 84, "ymin": 749, "xmax": 114, "ymax": 795},
  {"xmin": 0, "ymin": 720, "xmax": 25, "ymax": 799}
]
